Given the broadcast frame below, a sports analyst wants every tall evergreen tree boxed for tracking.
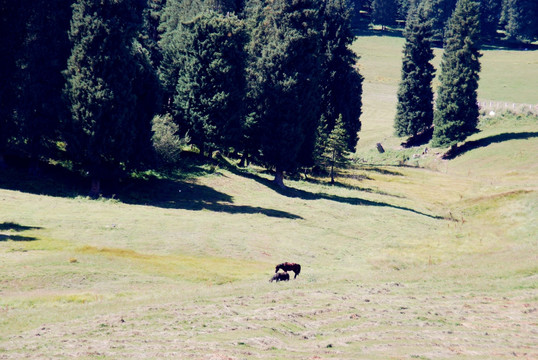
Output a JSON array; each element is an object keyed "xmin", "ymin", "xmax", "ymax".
[
  {"xmin": 140, "ymin": 0, "xmax": 166, "ymax": 67},
  {"xmin": 318, "ymin": 0, "xmax": 363, "ymax": 154},
  {"xmin": 158, "ymin": 0, "xmax": 206, "ymax": 108},
  {"xmin": 246, "ymin": 0, "xmax": 324, "ymax": 188},
  {"xmin": 480, "ymin": 0, "xmax": 502, "ymax": 42},
  {"xmin": 14, "ymin": 0, "xmax": 73, "ymax": 172},
  {"xmin": 371, "ymin": 0, "xmax": 398, "ymax": 29},
  {"xmin": 129, "ymin": 38, "xmax": 162, "ymax": 169},
  {"xmin": 321, "ymin": 114, "xmax": 349, "ymax": 184},
  {"xmin": 394, "ymin": 1, "xmax": 435, "ymax": 139},
  {"xmin": 432, "ymin": 0, "xmax": 481, "ymax": 148},
  {"xmin": 421, "ymin": 0, "xmax": 457, "ymax": 44},
  {"xmin": 174, "ymin": 11, "xmax": 247, "ymax": 154},
  {"xmin": 0, "ymin": 1, "xmax": 26, "ymax": 167},
  {"xmin": 500, "ymin": 0, "xmax": 538, "ymax": 42},
  {"xmin": 63, "ymin": 0, "xmax": 152, "ymax": 197},
  {"xmin": 349, "ymin": 0, "xmax": 372, "ymax": 30}
]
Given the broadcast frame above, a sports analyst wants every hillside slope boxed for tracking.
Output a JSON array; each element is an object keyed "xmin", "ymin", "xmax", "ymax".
[{"xmin": 0, "ymin": 36, "xmax": 536, "ymax": 359}]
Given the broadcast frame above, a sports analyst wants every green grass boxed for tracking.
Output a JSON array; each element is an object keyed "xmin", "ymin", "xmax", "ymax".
[
  {"xmin": 0, "ymin": 35, "xmax": 537, "ymax": 359},
  {"xmin": 352, "ymin": 35, "xmax": 538, "ymax": 154}
]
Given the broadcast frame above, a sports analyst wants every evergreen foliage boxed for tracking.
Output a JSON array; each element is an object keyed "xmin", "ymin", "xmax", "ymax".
[
  {"xmin": 432, "ymin": 0, "xmax": 481, "ymax": 148},
  {"xmin": 419, "ymin": 0, "xmax": 457, "ymax": 44},
  {"xmin": 6, "ymin": 0, "xmax": 531, "ymax": 192},
  {"xmin": 14, "ymin": 0, "xmax": 73, "ymax": 170},
  {"xmin": 500, "ymin": 0, "xmax": 538, "ymax": 42},
  {"xmin": 174, "ymin": 11, "xmax": 247, "ymax": 155},
  {"xmin": 321, "ymin": 114, "xmax": 350, "ymax": 184},
  {"xmin": 371, "ymin": 0, "xmax": 398, "ymax": 29},
  {"xmin": 479, "ymin": 0, "xmax": 502, "ymax": 41},
  {"xmin": 245, "ymin": 0, "xmax": 324, "ymax": 187},
  {"xmin": 140, "ymin": 0, "xmax": 166, "ymax": 67},
  {"xmin": 0, "ymin": 1, "xmax": 26, "ymax": 165},
  {"xmin": 152, "ymin": 113, "xmax": 190, "ymax": 164},
  {"xmin": 63, "ymin": 0, "xmax": 154, "ymax": 196},
  {"xmin": 318, "ymin": 0, "xmax": 363, "ymax": 153},
  {"xmin": 394, "ymin": 1, "xmax": 435, "ymax": 139},
  {"xmin": 158, "ymin": 0, "xmax": 206, "ymax": 107}
]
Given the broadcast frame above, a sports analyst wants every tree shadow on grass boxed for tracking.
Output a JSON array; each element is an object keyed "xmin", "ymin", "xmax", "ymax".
[
  {"xmin": 295, "ymin": 175, "xmax": 404, "ymax": 199},
  {"xmin": 0, "ymin": 234, "xmax": 38, "ymax": 242},
  {"xmin": 277, "ymin": 184, "xmax": 445, "ymax": 220},
  {"xmin": 115, "ymin": 176, "xmax": 303, "ymax": 219},
  {"xmin": 0, "ymin": 222, "xmax": 42, "ymax": 232},
  {"xmin": 443, "ymin": 132, "xmax": 538, "ymax": 159},
  {"xmin": 223, "ymin": 162, "xmax": 445, "ymax": 220},
  {"xmin": 0, "ymin": 157, "xmax": 303, "ymax": 220},
  {"xmin": 0, "ymin": 222, "xmax": 41, "ymax": 242}
]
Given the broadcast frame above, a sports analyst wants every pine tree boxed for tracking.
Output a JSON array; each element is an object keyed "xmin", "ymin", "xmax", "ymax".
[
  {"xmin": 421, "ymin": 0, "xmax": 457, "ymax": 44},
  {"xmin": 432, "ymin": 0, "xmax": 481, "ymax": 148},
  {"xmin": 0, "ymin": 0, "xmax": 26, "ymax": 167},
  {"xmin": 318, "ymin": 0, "xmax": 363, "ymax": 154},
  {"xmin": 321, "ymin": 114, "xmax": 349, "ymax": 184},
  {"xmin": 245, "ymin": 0, "xmax": 324, "ymax": 188},
  {"xmin": 14, "ymin": 0, "xmax": 73, "ymax": 172},
  {"xmin": 480, "ymin": 0, "xmax": 502, "ymax": 42},
  {"xmin": 501, "ymin": 0, "xmax": 538, "ymax": 42},
  {"xmin": 63, "ymin": 0, "xmax": 150, "ymax": 197},
  {"xmin": 158, "ymin": 0, "xmax": 206, "ymax": 108},
  {"xmin": 128, "ymin": 38, "xmax": 162, "ymax": 169},
  {"xmin": 371, "ymin": 0, "xmax": 398, "ymax": 30},
  {"xmin": 174, "ymin": 11, "xmax": 247, "ymax": 155},
  {"xmin": 394, "ymin": 1, "xmax": 435, "ymax": 139},
  {"xmin": 140, "ymin": 0, "xmax": 166, "ymax": 67}
]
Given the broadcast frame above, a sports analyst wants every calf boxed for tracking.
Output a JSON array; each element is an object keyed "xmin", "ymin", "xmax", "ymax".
[{"xmin": 270, "ymin": 271, "xmax": 290, "ymax": 282}]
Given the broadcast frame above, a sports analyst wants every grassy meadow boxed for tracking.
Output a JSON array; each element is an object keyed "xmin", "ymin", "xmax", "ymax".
[{"xmin": 0, "ymin": 35, "xmax": 537, "ymax": 359}]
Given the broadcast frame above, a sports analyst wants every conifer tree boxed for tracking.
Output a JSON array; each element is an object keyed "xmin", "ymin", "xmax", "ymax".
[
  {"xmin": 432, "ymin": 0, "xmax": 481, "ymax": 148},
  {"xmin": 318, "ymin": 0, "xmax": 362, "ymax": 154},
  {"xmin": 245, "ymin": 0, "xmax": 324, "ymax": 188},
  {"xmin": 63, "ymin": 0, "xmax": 151, "ymax": 197},
  {"xmin": 480, "ymin": 0, "xmax": 502, "ymax": 42},
  {"xmin": 321, "ymin": 114, "xmax": 349, "ymax": 184},
  {"xmin": 394, "ymin": 1, "xmax": 435, "ymax": 139},
  {"xmin": 158, "ymin": 0, "xmax": 206, "ymax": 108},
  {"xmin": 500, "ymin": 0, "xmax": 538, "ymax": 42},
  {"xmin": 371, "ymin": 0, "xmax": 398, "ymax": 30},
  {"xmin": 0, "ymin": 0, "xmax": 27, "ymax": 167},
  {"xmin": 174, "ymin": 11, "xmax": 247, "ymax": 155},
  {"xmin": 140, "ymin": 0, "xmax": 166, "ymax": 67},
  {"xmin": 14, "ymin": 0, "xmax": 73, "ymax": 172},
  {"xmin": 421, "ymin": 0, "xmax": 457, "ymax": 44}
]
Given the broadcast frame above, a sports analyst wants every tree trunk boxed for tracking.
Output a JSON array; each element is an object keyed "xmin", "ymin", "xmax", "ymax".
[
  {"xmin": 330, "ymin": 149, "xmax": 335, "ymax": 184},
  {"xmin": 273, "ymin": 168, "xmax": 286, "ymax": 189},
  {"xmin": 239, "ymin": 151, "xmax": 248, "ymax": 167},
  {"xmin": 0, "ymin": 154, "xmax": 6, "ymax": 170},
  {"xmin": 28, "ymin": 158, "xmax": 41, "ymax": 176},
  {"xmin": 89, "ymin": 178, "xmax": 101, "ymax": 199}
]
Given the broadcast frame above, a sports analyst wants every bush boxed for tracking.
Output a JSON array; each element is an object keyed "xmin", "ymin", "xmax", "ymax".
[{"xmin": 151, "ymin": 114, "xmax": 189, "ymax": 165}]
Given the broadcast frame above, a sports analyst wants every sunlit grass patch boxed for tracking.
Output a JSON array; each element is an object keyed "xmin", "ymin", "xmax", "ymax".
[
  {"xmin": 78, "ymin": 245, "xmax": 268, "ymax": 284},
  {"xmin": 0, "ymin": 292, "xmax": 103, "ymax": 308}
]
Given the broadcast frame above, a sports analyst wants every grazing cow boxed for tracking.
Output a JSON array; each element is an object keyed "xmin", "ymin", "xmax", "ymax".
[
  {"xmin": 270, "ymin": 271, "xmax": 290, "ymax": 282},
  {"xmin": 275, "ymin": 262, "xmax": 301, "ymax": 279}
]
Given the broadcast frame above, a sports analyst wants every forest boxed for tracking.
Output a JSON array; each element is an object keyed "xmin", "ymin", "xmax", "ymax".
[{"xmin": 1, "ymin": 0, "xmax": 537, "ymax": 196}]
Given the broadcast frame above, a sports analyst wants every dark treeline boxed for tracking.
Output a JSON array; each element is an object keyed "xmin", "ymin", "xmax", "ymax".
[
  {"xmin": 352, "ymin": 0, "xmax": 538, "ymax": 44},
  {"xmin": 0, "ymin": 0, "xmax": 362, "ymax": 195},
  {"xmin": 0, "ymin": 0, "xmax": 535, "ymax": 196}
]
